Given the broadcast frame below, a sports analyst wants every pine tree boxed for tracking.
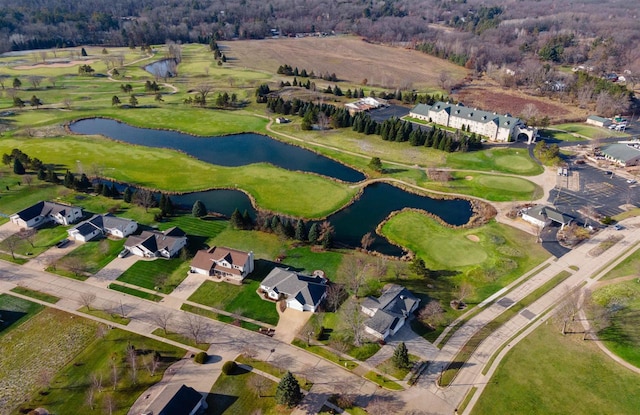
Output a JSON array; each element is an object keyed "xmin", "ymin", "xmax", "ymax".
[
  {"xmin": 392, "ymin": 342, "xmax": 410, "ymax": 369},
  {"xmin": 192, "ymin": 200, "xmax": 207, "ymax": 217},
  {"xmin": 159, "ymin": 194, "xmax": 167, "ymax": 214},
  {"xmin": 123, "ymin": 187, "xmax": 133, "ymax": 203},
  {"xmin": 164, "ymin": 196, "xmax": 174, "ymax": 216},
  {"xmin": 102, "ymin": 183, "xmax": 111, "ymax": 197},
  {"xmin": 242, "ymin": 210, "xmax": 253, "ymax": 229},
  {"xmin": 275, "ymin": 371, "xmax": 303, "ymax": 407},
  {"xmin": 13, "ymin": 158, "xmax": 25, "ymax": 175},
  {"xmin": 37, "ymin": 167, "xmax": 46, "ymax": 181},
  {"xmin": 77, "ymin": 173, "xmax": 91, "ymax": 190},
  {"xmin": 63, "ymin": 170, "xmax": 74, "ymax": 188},
  {"xmin": 295, "ymin": 220, "xmax": 306, "ymax": 241},
  {"xmin": 308, "ymin": 223, "xmax": 319, "ymax": 244},
  {"xmin": 110, "ymin": 183, "xmax": 119, "ymax": 198},
  {"xmin": 230, "ymin": 208, "xmax": 244, "ymax": 229}
]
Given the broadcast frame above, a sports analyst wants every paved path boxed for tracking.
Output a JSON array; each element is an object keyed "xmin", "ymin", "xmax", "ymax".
[{"xmin": 89, "ymin": 254, "xmax": 140, "ymax": 285}]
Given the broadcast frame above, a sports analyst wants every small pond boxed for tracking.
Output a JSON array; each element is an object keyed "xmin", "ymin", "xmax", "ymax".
[
  {"xmin": 70, "ymin": 118, "xmax": 366, "ymax": 183},
  {"xmin": 143, "ymin": 58, "xmax": 178, "ymax": 78}
]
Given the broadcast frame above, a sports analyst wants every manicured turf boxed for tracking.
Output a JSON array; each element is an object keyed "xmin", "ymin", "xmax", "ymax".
[
  {"xmin": 1, "ymin": 307, "xmax": 97, "ymax": 414},
  {"xmin": 51, "ymin": 238, "xmax": 125, "ymax": 277},
  {"xmin": 0, "ymin": 221, "xmax": 69, "ymax": 257},
  {"xmin": 0, "ymin": 181, "xmax": 61, "ymax": 217},
  {"xmin": 599, "ymin": 249, "xmax": 640, "ymax": 281},
  {"xmin": 291, "ymin": 338, "xmax": 359, "ymax": 370},
  {"xmin": 10, "ymin": 286, "xmax": 60, "ymax": 304},
  {"xmin": 423, "ymin": 172, "xmax": 541, "ymax": 202},
  {"xmin": 205, "ymin": 367, "xmax": 287, "ymax": 415},
  {"xmin": 471, "ymin": 323, "xmax": 640, "ymax": 415},
  {"xmin": 0, "ymin": 294, "xmax": 44, "ymax": 335},
  {"xmin": 19, "ymin": 325, "xmax": 185, "ymax": 415},
  {"xmin": 363, "ymin": 371, "xmax": 403, "ymax": 390},
  {"xmin": 551, "ymin": 123, "xmax": 629, "ymax": 139},
  {"xmin": 117, "ymin": 259, "xmax": 189, "ymax": 294},
  {"xmin": 108, "ymin": 283, "xmax": 163, "ymax": 302},
  {"xmin": 592, "ymin": 280, "xmax": 640, "ymax": 367},
  {"xmin": 77, "ymin": 306, "xmax": 131, "ymax": 325},
  {"xmin": 181, "ymin": 303, "xmax": 264, "ymax": 331},
  {"xmin": 151, "ymin": 328, "xmax": 209, "ymax": 350},
  {"xmin": 447, "ymin": 148, "xmax": 543, "ymax": 175}
]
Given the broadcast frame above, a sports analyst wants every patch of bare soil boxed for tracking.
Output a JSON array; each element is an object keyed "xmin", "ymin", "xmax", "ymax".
[
  {"xmin": 14, "ymin": 59, "xmax": 96, "ymax": 70},
  {"xmin": 466, "ymin": 235, "xmax": 480, "ymax": 242},
  {"xmin": 465, "ymin": 176, "xmax": 473, "ymax": 180},
  {"xmin": 221, "ymin": 36, "xmax": 468, "ymax": 90},
  {"xmin": 452, "ymin": 79, "xmax": 588, "ymax": 122}
]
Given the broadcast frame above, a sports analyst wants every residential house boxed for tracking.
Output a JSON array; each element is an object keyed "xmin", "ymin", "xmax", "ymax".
[
  {"xmin": 140, "ymin": 384, "xmax": 207, "ymax": 415},
  {"xmin": 521, "ymin": 205, "xmax": 574, "ymax": 230},
  {"xmin": 345, "ymin": 97, "xmax": 388, "ymax": 115},
  {"xmin": 10, "ymin": 201, "xmax": 83, "ymax": 229},
  {"xmin": 190, "ymin": 246, "xmax": 255, "ymax": 284},
  {"xmin": 409, "ymin": 102, "xmax": 537, "ymax": 143},
  {"xmin": 600, "ymin": 143, "xmax": 640, "ymax": 167},
  {"xmin": 361, "ymin": 284, "xmax": 420, "ymax": 340},
  {"xmin": 259, "ymin": 267, "xmax": 327, "ymax": 312},
  {"xmin": 67, "ymin": 213, "xmax": 138, "ymax": 242},
  {"xmin": 586, "ymin": 115, "xmax": 612, "ymax": 128},
  {"xmin": 124, "ymin": 227, "xmax": 187, "ymax": 258}
]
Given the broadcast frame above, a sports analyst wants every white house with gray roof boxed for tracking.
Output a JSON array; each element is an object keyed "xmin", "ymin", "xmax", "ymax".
[
  {"xmin": 600, "ymin": 143, "xmax": 640, "ymax": 167},
  {"xmin": 68, "ymin": 213, "xmax": 138, "ymax": 242},
  {"xmin": 361, "ymin": 284, "xmax": 420, "ymax": 340},
  {"xmin": 409, "ymin": 102, "xmax": 536, "ymax": 143},
  {"xmin": 521, "ymin": 205, "xmax": 574, "ymax": 230},
  {"xmin": 259, "ymin": 267, "xmax": 327, "ymax": 312},
  {"xmin": 586, "ymin": 115, "xmax": 612, "ymax": 128},
  {"xmin": 125, "ymin": 227, "xmax": 187, "ymax": 258},
  {"xmin": 10, "ymin": 201, "xmax": 83, "ymax": 229}
]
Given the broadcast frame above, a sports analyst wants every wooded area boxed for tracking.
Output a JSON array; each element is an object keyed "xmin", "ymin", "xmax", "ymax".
[{"xmin": 0, "ymin": 0, "xmax": 639, "ymax": 76}]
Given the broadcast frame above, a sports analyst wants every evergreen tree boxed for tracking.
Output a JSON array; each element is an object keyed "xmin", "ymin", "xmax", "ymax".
[
  {"xmin": 159, "ymin": 194, "xmax": 167, "ymax": 214},
  {"xmin": 63, "ymin": 170, "xmax": 74, "ymax": 188},
  {"xmin": 102, "ymin": 183, "xmax": 111, "ymax": 197},
  {"xmin": 164, "ymin": 196, "xmax": 174, "ymax": 216},
  {"xmin": 77, "ymin": 173, "xmax": 91, "ymax": 190},
  {"xmin": 192, "ymin": 200, "xmax": 207, "ymax": 217},
  {"xmin": 230, "ymin": 208, "xmax": 244, "ymax": 229},
  {"xmin": 242, "ymin": 210, "xmax": 253, "ymax": 229},
  {"xmin": 308, "ymin": 223, "xmax": 319, "ymax": 244},
  {"xmin": 81, "ymin": 47, "xmax": 87, "ymax": 56},
  {"xmin": 392, "ymin": 342, "xmax": 410, "ymax": 369},
  {"xmin": 37, "ymin": 167, "xmax": 46, "ymax": 181},
  {"xmin": 275, "ymin": 371, "xmax": 303, "ymax": 408},
  {"xmin": 13, "ymin": 158, "xmax": 25, "ymax": 175},
  {"xmin": 295, "ymin": 220, "xmax": 306, "ymax": 241},
  {"xmin": 110, "ymin": 183, "xmax": 119, "ymax": 198},
  {"xmin": 123, "ymin": 187, "xmax": 133, "ymax": 203},
  {"xmin": 321, "ymin": 230, "xmax": 333, "ymax": 249},
  {"xmin": 368, "ymin": 157, "xmax": 383, "ymax": 172},
  {"xmin": 284, "ymin": 220, "xmax": 295, "ymax": 238},
  {"xmin": 270, "ymin": 215, "xmax": 281, "ymax": 233}
]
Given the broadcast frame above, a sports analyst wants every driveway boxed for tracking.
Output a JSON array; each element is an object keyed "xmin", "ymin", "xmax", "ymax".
[
  {"xmin": 170, "ymin": 273, "xmax": 208, "ymax": 300},
  {"xmin": 0, "ymin": 221, "xmax": 19, "ymax": 241},
  {"xmin": 88, "ymin": 254, "xmax": 140, "ymax": 286},
  {"xmin": 273, "ymin": 307, "xmax": 313, "ymax": 344},
  {"xmin": 23, "ymin": 238, "xmax": 84, "ymax": 272}
]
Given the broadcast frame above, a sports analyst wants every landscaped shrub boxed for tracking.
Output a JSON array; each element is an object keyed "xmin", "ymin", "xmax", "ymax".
[
  {"xmin": 194, "ymin": 351, "xmax": 208, "ymax": 364},
  {"xmin": 222, "ymin": 360, "xmax": 237, "ymax": 375}
]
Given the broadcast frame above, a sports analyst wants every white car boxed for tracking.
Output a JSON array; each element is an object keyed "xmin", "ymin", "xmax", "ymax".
[{"xmin": 627, "ymin": 179, "xmax": 637, "ymax": 184}]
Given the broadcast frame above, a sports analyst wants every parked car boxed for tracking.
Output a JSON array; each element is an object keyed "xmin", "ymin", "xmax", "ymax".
[
  {"xmin": 56, "ymin": 239, "xmax": 71, "ymax": 248},
  {"xmin": 118, "ymin": 248, "xmax": 130, "ymax": 258},
  {"xmin": 626, "ymin": 179, "xmax": 636, "ymax": 184},
  {"xmin": 613, "ymin": 224, "xmax": 623, "ymax": 231}
]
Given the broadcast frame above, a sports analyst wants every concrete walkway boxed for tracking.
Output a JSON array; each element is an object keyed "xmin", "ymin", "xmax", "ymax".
[
  {"xmin": 88, "ymin": 254, "xmax": 140, "ymax": 285},
  {"xmin": 170, "ymin": 272, "xmax": 208, "ymax": 300}
]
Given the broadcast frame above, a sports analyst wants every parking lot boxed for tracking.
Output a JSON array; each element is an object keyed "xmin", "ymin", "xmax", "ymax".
[
  {"xmin": 368, "ymin": 104, "xmax": 410, "ymax": 122},
  {"xmin": 548, "ymin": 163, "xmax": 638, "ymax": 222}
]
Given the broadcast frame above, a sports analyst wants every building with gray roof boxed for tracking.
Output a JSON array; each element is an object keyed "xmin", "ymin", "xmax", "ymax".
[
  {"xmin": 259, "ymin": 267, "xmax": 327, "ymax": 312},
  {"xmin": 409, "ymin": 101, "xmax": 536, "ymax": 143},
  {"xmin": 361, "ymin": 284, "xmax": 420, "ymax": 340},
  {"xmin": 601, "ymin": 143, "xmax": 640, "ymax": 167},
  {"xmin": 125, "ymin": 227, "xmax": 187, "ymax": 258},
  {"xmin": 10, "ymin": 201, "xmax": 83, "ymax": 229},
  {"xmin": 68, "ymin": 213, "xmax": 138, "ymax": 242}
]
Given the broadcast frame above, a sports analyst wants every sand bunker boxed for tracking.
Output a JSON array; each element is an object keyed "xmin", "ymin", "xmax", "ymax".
[
  {"xmin": 466, "ymin": 235, "xmax": 480, "ymax": 242},
  {"xmin": 465, "ymin": 176, "xmax": 473, "ymax": 180},
  {"xmin": 14, "ymin": 60, "xmax": 96, "ymax": 70}
]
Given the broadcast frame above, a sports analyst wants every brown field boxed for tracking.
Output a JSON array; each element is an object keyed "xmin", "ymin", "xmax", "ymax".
[
  {"xmin": 220, "ymin": 35, "xmax": 469, "ymax": 91},
  {"xmin": 453, "ymin": 79, "xmax": 589, "ymax": 122},
  {"xmin": 14, "ymin": 59, "xmax": 96, "ymax": 70}
]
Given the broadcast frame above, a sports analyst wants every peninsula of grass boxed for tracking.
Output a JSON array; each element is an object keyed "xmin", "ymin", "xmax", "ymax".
[
  {"xmin": 10, "ymin": 286, "xmax": 60, "ymax": 304},
  {"xmin": 151, "ymin": 328, "xmax": 209, "ymax": 351},
  {"xmin": 447, "ymin": 147, "xmax": 543, "ymax": 176},
  {"xmin": 0, "ymin": 136, "xmax": 358, "ymax": 219},
  {"xmin": 188, "ymin": 278, "xmax": 279, "ymax": 326},
  {"xmin": 471, "ymin": 323, "xmax": 640, "ymax": 415},
  {"xmin": 20, "ymin": 325, "xmax": 185, "ymax": 415},
  {"xmin": 591, "ymin": 280, "xmax": 640, "ymax": 368},
  {"xmin": 117, "ymin": 259, "xmax": 189, "ymax": 294},
  {"xmin": 439, "ymin": 270, "xmax": 571, "ymax": 387},
  {"xmin": 77, "ymin": 305, "xmax": 131, "ymax": 325},
  {"xmin": 381, "ymin": 212, "xmax": 549, "ymax": 304},
  {"xmin": 291, "ymin": 338, "xmax": 359, "ymax": 370},
  {"xmin": 205, "ymin": 366, "xmax": 288, "ymax": 415},
  {"xmin": 181, "ymin": 303, "xmax": 264, "ymax": 331},
  {"xmin": 423, "ymin": 171, "xmax": 542, "ymax": 202},
  {"xmin": 363, "ymin": 371, "xmax": 404, "ymax": 390},
  {"xmin": 108, "ymin": 283, "xmax": 163, "ymax": 302},
  {"xmin": 235, "ymin": 355, "xmax": 312, "ymax": 391}
]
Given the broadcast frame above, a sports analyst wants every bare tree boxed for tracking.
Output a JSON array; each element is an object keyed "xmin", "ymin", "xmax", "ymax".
[
  {"xmin": 183, "ymin": 313, "xmax": 206, "ymax": 345},
  {"xmin": 103, "ymin": 394, "xmax": 116, "ymax": 415},
  {"xmin": 194, "ymin": 83, "xmax": 213, "ymax": 105},
  {"xmin": 1, "ymin": 233, "xmax": 19, "ymax": 260},
  {"xmin": 79, "ymin": 292, "xmax": 97, "ymax": 311},
  {"xmin": 37, "ymin": 369, "xmax": 53, "ymax": 391},
  {"xmin": 392, "ymin": 261, "xmax": 407, "ymax": 280},
  {"xmin": 48, "ymin": 76, "xmax": 57, "ymax": 88},
  {"xmin": 91, "ymin": 372, "xmax": 103, "ymax": 392},
  {"xmin": 127, "ymin": 346, "xmax": 138, "ymax": 385},
  {"xmin": 111, "ymin": 359, "xmax": 119, "ymax": 391},
  {"xmin": 133, "ymin": 188, "xmax": 156, "ymax": 212},
  {"xmin": 64, "ymin": 256, "xmax": 89, "ymax": 277},
  {"xmin": 18, "ymin": 228, "xmax": 37, "ymax": 248},
  {"xmin": 457, "ymin": 282, "xmax": 473, "ymax": 305},
  {"xmin": 361, "ymin": 232, "xmax": 375, "ymax": 251},
  {"xmin": 27, "ymin": 75, "xmax": 44, "ymax": 89},
  {"xmin": 418, "ymin": 301, "xmax": 445, "ymax": 329},
  {"xmin": 144, "ymin": 353, "xmax": 161, "ymax": 376},
  {"xmin": 150, "ymin": 310, "xmax": 173, "ymax": 334},
  {"xmin": 366, "ymin": 396, "xmax": 403, "ymax": 415},
  {"xmin": 325, "ymin": 283, "xmax": 347, "ymax": 312},
  {"xmin": 555, "ymin": 287, "xmax": 582, "ymax": 335},
  {"xmin": 39, "ymin": 51, "xmax": 48, "ymax": 63},
  {"xmin": 341, "ymin": 299, "xmax": 365, "ymax": 347},
  {"xmin": 62, "ymin": 98, "xmax": 72, "ymax": 110},
  {"xmin": 22, "ymin": 174, "xmax": 33, "ymax": 186},
  {"xmin": 318, "ymin": 220, "xmax": 335, "ymax": 242},
  {"xmin": 86, "ymin": 386, "xmax": 96, "ymax": 410},
  {"xmin": 248, "ymin": 374, "xmax": 271, "ymax": 397},
  {"xmin": 339, "ymin": 256, "xmax": 368, "ymax": 298},
  {"xmin": 438, "ymin": 71, "xmax": 451, "ymax": 91}
]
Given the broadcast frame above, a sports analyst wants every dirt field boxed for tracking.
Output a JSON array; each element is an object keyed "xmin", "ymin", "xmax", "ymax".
[
  {"xmin": 220, "ymin": 35, "xmax": 468, "ymax": 91},
  {"xmin": 14, "ymin": 59, "xmax": 96, "ymax": 70},
  {"xmin": 452, "ymin": 79, "xmax": 589, "ymax": 122}
]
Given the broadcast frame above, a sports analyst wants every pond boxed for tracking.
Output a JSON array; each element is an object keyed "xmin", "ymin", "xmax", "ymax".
[
  {"xmin": 143, "ymin": 58, "xmax": 178, "ymax": 78},
  {"xmin": 70, "ymin": 118, "xmax": 365, "ymax": 183}
]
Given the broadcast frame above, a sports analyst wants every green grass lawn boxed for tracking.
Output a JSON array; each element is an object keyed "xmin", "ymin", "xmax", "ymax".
[
  {"xmin": 291, "ymin": 338, "xmax": 359, "ymax": 370},
  {"xmin": 151, "ymin": 328, "xmax": 209, "ymax": 350},
  {"xmin": 0, "ymin": 221, "xmax": 69, "ymax": 257},
  {"xmin": 108, "ymin": 283, "xmax": 164, "ymax": 302},
  {"xmin": 78, "ymin": 306, "xmax": 131, "ymax": 325},
  {"xmin": 551, "ymin": 123, "xmax": 629, "ymax": 139},
  {"xmin": 375, "ymin": 354, "xmax": 419, "ymax": 380},
  {"xmin": 599, "ymin": 250, "xmax": 640, "ymax": 281},
  {"xmin": 447, "ymin": 148, "xmax": 543, "ymax": 176},
  {"xmin": 471, "ymin": 323, "xmax": 640, "ymax": 415},
  {"xmin": 591, "ymin": 280, "xmax": 640, "ymax": 367},
  {"xmin": 50, "ymin": 238, "xmax": 125, "ymax": 278},
  {"xmin": 20, "ymin": 326, "xmax": 185, "ymax": 415},
  {"xmin": 0, "ymin": 294, "xmax": 44, "ymax": 336},
  {"xmin": 205, "ymin": 366, "xmax": 290, "ymax": 415},
  {"xmin": 422, "ymin": 171, "xmax": 542, "ymax": 202},
  {"xmin": 1, "ymin": 307, "xmax": 97, "ymax": 414},
  {"xmin": 10, "ymin": 286, "xmax": 60, "ymax": 304},
  {"xmin": 363, "ymin": 371, "xmax": 403, "ymax": 390},
  {"xmin": 0, "ymin": 181, "xmax": 62, "ymax": 216},
  {"xmin": 117, "ymin": 258, "xmax": 189, "ymax": 294}
]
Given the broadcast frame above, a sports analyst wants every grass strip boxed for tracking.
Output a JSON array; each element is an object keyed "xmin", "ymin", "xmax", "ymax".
[
  {"xmin": 458, "ymin": 386, "xmax": 478, "ymax": 413},
  {"xmin": 10, "ymin": 286, "xmax": 59, "ymax": 304},
  {"xmin": 0, "ymin": 253, "xmax": 28, "ymax": 264},
  {"xmin": 590, "ymin": 240, "xmax": 640, "ymax": 279},
  {"xmin": 235, "ymin": 354, "xmax": 313, "ymax": 390},
  {"xmin": 180, "ymin": 303, "xmax": 263, "ymax": 332},
  {"xmin": 291, "ymin": 338, "xmax": 359, "ymax": 370},
  {"xmin": 363, "ymin": 371, "xmax": 404, "ymax": 390},
  {"xmin": 151, "ymin": 328, "xmax": 209, "ymax": 350},
  {"xmin": 77, "ymin": 305, "xmax": 131, "ymax": 325},
  {"xmin": 108, "ymin": 283, "xmax": 163, "ymax": 302},
  {"xmin": 439, "ymin": 270, "xmax": 572, "ymax": 386}
]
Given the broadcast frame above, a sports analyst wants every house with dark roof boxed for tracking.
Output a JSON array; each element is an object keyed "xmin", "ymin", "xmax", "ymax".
[
  {"xmin": 190, "ymin": 246, "xmax": 254, "ymax": 284},
  {"xmin": 586, "ymin": 115, "xmax": 612, "ymax": 128},
  {"xmin": 67, "ymin": 213, "xmax": 138, "ymax": 242},
  {"xmin": 361, "ymin": 284, "xmax": 420, "ymax": 340},
  {"xmin": 140, "ymin": 384, "xmax": 207, "ymax": 415},
  {"xmin": 259, "ymin": 267, "xmax": 327, "ymax": 312},
  {"xmin": 125, "ymin": 227, "xmax": 187, "ymax": 258},
  {"xmin": 10, "ymin": 201, "xmax": 83, "ymax": 229},
  {"xmin": 600, "ymin": 143, "xmax": 640, "ymax": 167},
  {"xmin": 521, "ymin": 205, "xmax": 574, "ymax": 230},
  {"xmin": 409, "ymin": 102, "xmax": 536, "ymax": 143}
]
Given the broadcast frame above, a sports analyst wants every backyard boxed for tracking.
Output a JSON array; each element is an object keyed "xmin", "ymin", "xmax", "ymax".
[{"xmin": 117, "ymin": 258, "xmax": 190, "ymax": 294}]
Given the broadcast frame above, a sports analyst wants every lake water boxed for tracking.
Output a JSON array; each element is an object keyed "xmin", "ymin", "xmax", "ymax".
[
  {"xmin": 78, "ymin": 118, "xmax": 473, "ymax": 256},
  {"xmin": 70, "ymin": 118, "xmax": 366, "ymax": 183},
  {"xmin": 143, "ymin": 59, "xmax": 178, "ymax": 78}
]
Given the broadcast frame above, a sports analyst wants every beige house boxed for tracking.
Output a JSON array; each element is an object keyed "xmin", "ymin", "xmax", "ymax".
[{"xmin": 190, "ymin": 246, "xmax": 255, "ymax": 284}]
